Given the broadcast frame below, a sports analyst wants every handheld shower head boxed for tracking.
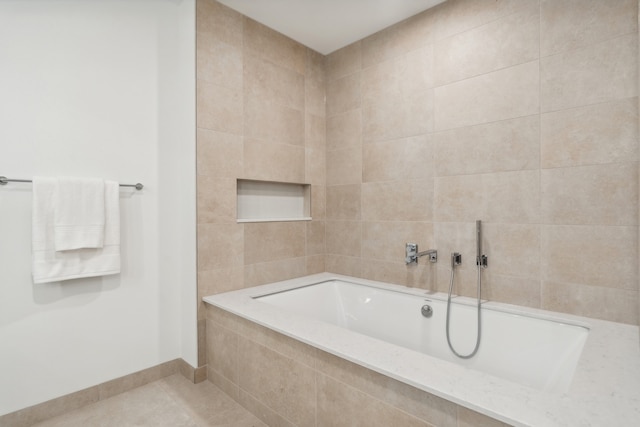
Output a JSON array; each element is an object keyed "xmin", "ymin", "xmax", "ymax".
[{"xmin": 476, "ymin": 220, "xmax": 487, "ymax": 268}]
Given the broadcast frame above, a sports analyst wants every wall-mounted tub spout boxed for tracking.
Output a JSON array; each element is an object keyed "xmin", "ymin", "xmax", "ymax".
[{"xmin": 405, "ymin": 243, "xmax": 437, "ymax": 264}]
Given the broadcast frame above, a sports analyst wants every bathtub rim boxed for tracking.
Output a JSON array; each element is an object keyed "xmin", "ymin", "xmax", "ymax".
[{"xmin": 203, "ymin": 272, "xmax": 640, "ymax": 427}]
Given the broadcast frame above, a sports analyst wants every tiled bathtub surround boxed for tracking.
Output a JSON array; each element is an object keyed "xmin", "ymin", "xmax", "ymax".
[
  {"xmin": 322, "ymin": 0, "xmax": 639, "ymax": 325},
  {"xmin": 195, "ymin": 0, "xmax": 640, "ymax": 424},
  {"xmin": 205, "ymin": 304, "xmax": 511, "ymax": 427},
  {"xmin": 197, "ymin": 0, "xmax": 640, "ymax": 365},
  {"xmin": 204, "ymin": 273, "xmax": 640, "ymax": 426}
]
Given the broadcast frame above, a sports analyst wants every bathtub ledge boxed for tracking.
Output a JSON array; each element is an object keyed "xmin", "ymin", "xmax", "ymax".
[{"xmin": 203, "ymin": 272, "xmax": 640, "ymax": 427}]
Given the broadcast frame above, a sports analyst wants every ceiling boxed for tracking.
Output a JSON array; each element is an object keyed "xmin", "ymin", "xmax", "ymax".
[{"xmin": 216, "ymin": 0, "xmax": 446, "ymax": 55}]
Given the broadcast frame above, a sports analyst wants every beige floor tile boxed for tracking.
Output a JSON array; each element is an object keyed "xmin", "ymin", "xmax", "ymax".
[{"xmin": 30, "ymin": 375, "xmax": 266, "ymax": 427}]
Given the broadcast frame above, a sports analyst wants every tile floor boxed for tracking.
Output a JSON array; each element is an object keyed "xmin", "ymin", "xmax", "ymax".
[{"xmin": 30, "ymin": 375, "xmax": 267, "ymax": 427}]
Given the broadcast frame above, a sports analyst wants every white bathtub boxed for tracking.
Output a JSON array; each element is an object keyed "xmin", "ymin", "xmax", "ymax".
[
  {"xmin": 204, "ymin": 273, "xmax": 640, "ymax": 427},
  {"xmin": 256, "ymin": 279, "xmax": 589, "ymax": 393}
]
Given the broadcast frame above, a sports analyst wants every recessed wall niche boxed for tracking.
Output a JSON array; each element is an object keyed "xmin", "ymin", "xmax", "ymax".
[{"xmin": 237, "ymin": 179, "xmax": 311, "ymax": 223}]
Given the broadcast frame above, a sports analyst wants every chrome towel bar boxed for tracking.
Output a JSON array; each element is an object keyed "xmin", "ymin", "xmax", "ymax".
[{"xmin": 0, "ymin": 176, "xmax": 143, "ymax": 190}]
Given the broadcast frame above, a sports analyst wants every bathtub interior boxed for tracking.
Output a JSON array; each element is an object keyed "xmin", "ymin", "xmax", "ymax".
[{"xmin": 255, "ymin": 280, "xmax": 590, "ymax": 393}]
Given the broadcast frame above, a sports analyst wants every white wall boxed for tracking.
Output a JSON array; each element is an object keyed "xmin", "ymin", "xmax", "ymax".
[{"xmin": 0, "ymin": 0, "xmax": 196, "ymax": 415}]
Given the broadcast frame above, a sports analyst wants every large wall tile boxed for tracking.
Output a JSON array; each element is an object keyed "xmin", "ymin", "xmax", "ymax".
[
  {"xmin": 316, "ymin": 351, "xmax": 458, "ymax": 427},
  {"xmin": 244, "ymin": 257, "xmax": 307, "ymax": 287},
  {"xmin": 198, "ymin": 266, "xmax": 244, "ymax": 298},
  {"xmin": 542, "ymin": 281, "xmax": 638, "ymax": 324},
  {"xmin": 304, "ymin": 49, "xmax": 327, "ymax": 117},
  {"xmin": 326, "ymin": 148, "xmax": 362, "ymax": 186},
  {"xmin": 243, "ymin": 18, "xmax": 306, "ymax": 74},
  {"xmin": 304, "ymin": 48, "xmax": 327, "ymax": 78},
  {"xmin": 433, "ymin": 0, "xmax": 532, "ymax": 41},
  {"xmin": 541, "ymin": 34, "xmax": 638, "ymax": 112},
  {"xmin": 197, "ymin": 81, "xmax": 243, "ymax": 135},
  {"xmin": 197, "ymin": 176, "xmax": 236, "ymax": 223},
  {"xmin": 305, "ymin": 113, "xmax": 326, "ymax": 150},
  {"xmin": 434, "ymin": 61, "xmax": 539, "ymax": 131},
  {"xmin": 244, "ymin": 98, "xmax": 304, "ymax": 146},
  {"xmin": 306, "ymin": 254, "xmax": 325, "ymax": 275},
  {"xmin": 235, "ymin": 319, "xmax": 317, "ymax": 369},
  {"xmin": 306, "ymin": 221, "xmax": 325, "ymax": 256},
  {"xmin": 434, "ymin": 115, "xmax": 540, "ymax": 176},
  {"xmin": 540, "ymin": 0, "xmax": 638, "ymax": 57},
  {"xmin": 325, "ymin": 254, "xmax": 362, "ymax": 276},
  {"xmin": 541, "ymin": 97, "xmax": 639, "ymax": 168},
  {"xmin": 306, "ymin": 147, "xmax": 326, "ymax": 185},
  {"xmin": 197, "ymin": 223, "xmax": 244, "ymax": 271},
  {"xmin": 237, "ymin": 338, "xmax": 316, "ymax": 427},
  {"xmin": 326, "ymin": 41, "xmax": 362, "ymax": 82},
  {"xmin": 482, "ymin": 274, "xmax": 541, "ymax": 309},
  {"xmin": 361, "ymin": 11, "xmax": 434, "ymax": 69},
  {"xmin": 325, "ymin": 221, "xmax": 361, "ymax": 257},
  {"xmin": 326, "ymin": 184, "xmax": 361, "ymax": 220},
  {"xmin": 326, "ymin": 72, "xmax": 361, "ymax": 117},
  {"xmin": 206, "ymin": 305, "xmax": 241, "ymax": 332},
  {"xmin": 363, "ymin": 135, "xmax": 433, "ymax": 183},
  {"xmin": 317, "ymin": 374, "xmax": 431, "ymax": 427},
  {"xmin": 244, "ymin": 222, "xmax": 306, "ymax": 265},
  {"xmin": 541, "ymin": 163, "xmax": 638, "ymax": 226},
  {"xmin": 541, "ymin": 225, "xmax": 638, "ymax": 290},
  {"xmin": 395, "ymin": 10, "xmax": 438, "ymax": 55},
  {"xmin": 327, "ymin": 110, "xmax": 362, "ymax": 152},
  {"xmin": 311, "ymin": 185, "xmax": 326, "ymax": 220},
  {"xmin": 434, "ymin": 170, "xmax": 539, "ymax": 223},
  {"xmin": 434, "ymin": 3, "xmax": 539, "ymax": 86},
  {"xmin": 205, "ymin": 319, "xmax": 238, "ymax": 383},
  {"xmin": 196, "ymin": 129, "xmax": 243, "ymax": 178},
  {"xmin": 362, "ymin": 46, "xmax": 433, "ymax": 107},
  {"xmin": 243, "ymin": 139, "xmax": 305, "ymax": 183},
  {"xmin": 244, "ymin": 56, "xmax": 304, "ymax": 111},
  {"xmin": 361, "ymin": 24, "xmax": 406, "ymax": 69},
  {"xmin": 197, "ymin": 35, "xmax": 243, "ymax": 88},
  {"xmin": 306, "ymin": 48, "xmax": 325, "ymax": 83},
  {"xmin": 362, "ymin": 180, "xmax": 432, "ymax": 221},
  {"xmin": 196, "ymin": 0, "xmax": 243, "ymax": 48},
  {"xmin": 305, "ymin": 71, "xmax": 326, "ymax": 118},
  {"xmin": 482, "ymin": 223, "xmax": 540, "ymax": 279},
  {"xmin": 363, "ymin": 89, "xmax": 434, "ymax": 142}
]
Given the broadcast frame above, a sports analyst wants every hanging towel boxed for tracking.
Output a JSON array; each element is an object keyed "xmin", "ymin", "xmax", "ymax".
[
  {"xmin": 32, "ymin": 177, "xmax": 120, "ymax": 284},
  {"xmin": 53, "ymin": 177, "xmax": 105, "ymax": 251}
]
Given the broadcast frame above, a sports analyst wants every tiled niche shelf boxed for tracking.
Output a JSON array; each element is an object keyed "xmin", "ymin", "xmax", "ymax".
[{"xmin": 237, "ymin": 179, "xmax": 311, "ymax": 223}]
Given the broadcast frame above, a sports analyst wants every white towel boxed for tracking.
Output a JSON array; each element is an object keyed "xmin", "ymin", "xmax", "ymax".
[
  {"xmin": 32, "ymin": 177, "xmax": 120, "ymax": 284},
  {"xmin": 54, "ymin": 177, "xmax": 105, "ymax": 251}
]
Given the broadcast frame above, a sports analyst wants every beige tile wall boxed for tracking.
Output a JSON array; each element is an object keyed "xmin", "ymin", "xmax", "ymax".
[
  {"xmin": 197, "ymin": 0, "xmax": 639, "ymax": 370},
  {"xmin": 198, "ymin": 1, "xmax": 639, "ymax": 423},
  {"xmin": 325, "ymin": 0, "xmax": 639, "ymax": 325},
  {"xmin": 206, "ymin": 305, "xmax": 511, "ymax": 427},
  {"xmin": 196, "ymin": 0, "xmax": 326, "ymax": 366}
]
